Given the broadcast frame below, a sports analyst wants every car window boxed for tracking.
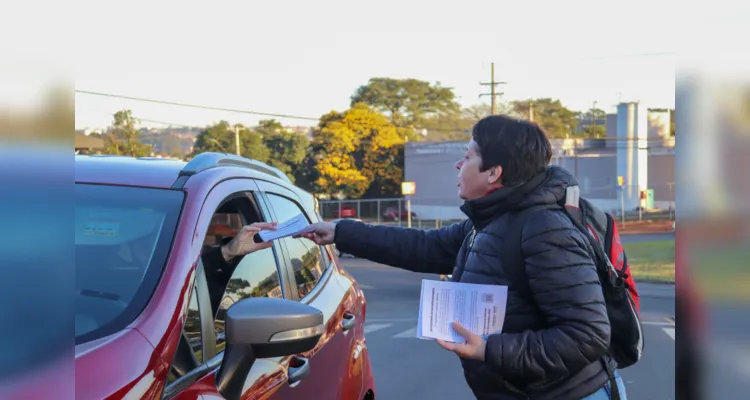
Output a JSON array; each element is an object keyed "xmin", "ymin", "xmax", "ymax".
[
  {"xmin": 265, "ymin": 193, "xmax": 328, "ymax": 299},
  {"xmin": 166, "ymin": 285, "xmax": 203, "ymax": 386},
  {"xmin": 184, "ymin": 286, "xmax": 203, "ymax": 363},
  {"xmin": 213, "ymin": 246, "xmax": 283, "ymax": 354},
  {"xmin": 75, "ymin": 184, "xmax": 183, "ymax": 345},
  {"xmin": 282, "ymin": 237, "xmax": 326, "ymax": 298}
]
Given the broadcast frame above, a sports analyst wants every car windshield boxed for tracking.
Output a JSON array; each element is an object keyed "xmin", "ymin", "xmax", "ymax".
[{"xmin": 75, "ymin": 184, "xmax": 184, "ymax": 345}]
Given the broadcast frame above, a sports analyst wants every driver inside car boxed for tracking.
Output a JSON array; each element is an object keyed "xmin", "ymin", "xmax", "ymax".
[{"xmin": 200, "ymin": 221, "xmax": 278, "ymax": 315}]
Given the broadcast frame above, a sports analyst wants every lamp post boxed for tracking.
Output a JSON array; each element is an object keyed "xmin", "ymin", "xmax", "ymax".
[{"xmin": 233, "ymin": 124, "xmax": 241, "ymax": 156}]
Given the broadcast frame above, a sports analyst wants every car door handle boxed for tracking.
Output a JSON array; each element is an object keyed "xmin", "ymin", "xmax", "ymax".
[
  {"xmin": 341, "ymin": 312, "xmax": 356, "ymax": 332},
  {"xmin": 288, "ymin": 356, "xmax": 310, "ymax": 385}
]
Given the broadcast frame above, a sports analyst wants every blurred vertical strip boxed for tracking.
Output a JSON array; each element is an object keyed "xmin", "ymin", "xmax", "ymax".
[
  {"xmin": 0, "ymin": 72, "xmax": 75, "ymax": 398},
  {"xmin": 676, "ymin": 34, "xmax": 750, "ymax": 398}
]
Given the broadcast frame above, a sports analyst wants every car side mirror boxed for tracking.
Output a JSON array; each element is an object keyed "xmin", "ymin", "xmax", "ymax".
[{"xmin": 216, "ymin": 297, "xmax": 324, "ymax": 400}]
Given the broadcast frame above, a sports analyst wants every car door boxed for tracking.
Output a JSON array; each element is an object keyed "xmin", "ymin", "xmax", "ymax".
[
  {"xmin": 257, "ymin": 180, "xmax": 364, "ymax": 400},
  {"xmin": 164, "ymin": 178, "xmax": 292, "ymax": 400}
]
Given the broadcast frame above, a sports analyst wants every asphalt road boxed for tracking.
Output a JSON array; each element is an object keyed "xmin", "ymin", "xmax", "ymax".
[{"xmin": 339, "ymin": 236, "xmax": 677, "ymax": 399}]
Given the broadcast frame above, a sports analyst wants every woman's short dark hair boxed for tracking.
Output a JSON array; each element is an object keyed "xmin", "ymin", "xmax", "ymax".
[{"xmin": 471, "ymin": 115, "xmax": 552, "ymax": 187}]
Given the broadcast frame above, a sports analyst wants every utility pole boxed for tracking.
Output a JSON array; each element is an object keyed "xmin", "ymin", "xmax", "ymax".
[
  {"xmin": 529, "ymin": 102, "xmax": 534, "ymax": 122},
  {"xmin": 592, "ymin": 101, "xmax": 598, "ymax": 137},
  {"xmin": 234, "ymin": 124, "xmax": 241, "ymax": 156},
  {"xmin": 479, "ymin": 62, "xmax": 506, "ymax": 115}
]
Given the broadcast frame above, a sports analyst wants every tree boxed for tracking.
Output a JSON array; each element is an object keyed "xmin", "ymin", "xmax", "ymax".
[
  {"xmin": 312, "ymin": 103, "xmax": 405, "ymax": 198},
  {"xmin": 580, "ymin": 125, "xmax": 606, "ymax": 138},
  {"xmin": 463, "ymin": 104, "xmax": 492, "ymax": 121},
  {"xmin": 574, "ymin": 107, "xmax": 608, "ymax": 138},
  {"xmin": 103, "ymin": 110, "xmax": 151, "ymax": 157},
  {"xmin": 350, "ymin": 78, "xmax": 461, "ymax": 128},
  {"xmin": 191, "ymin": 121, "xmax": 269, "ymax": 162},
  {"xmin": 578, "ymin": 107, "xmax": 607, "ymax": 122},
  {"xmin": 226, "ymin": 278, "xmax": 251, "ymax": 294},
  {"xmin": 510, "ymin": 98, "xmax": 579, "ymax": 138},
  {"xmin": 258, "ymin": 119, "xmax": 309, "ymax": 183},
  {"xmin": 293, "ymin": 153, "xmax": 321, "ymax": 193}
]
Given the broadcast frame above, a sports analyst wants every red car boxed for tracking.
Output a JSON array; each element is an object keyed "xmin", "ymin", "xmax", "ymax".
[
  {"xmin": 73, "ymin": 153, "xmax": 375, "ymax": 400},
  {"xmin": 330, "ymin": 206, "xmax": 357, "ymax": 218},
  {"xmin": 382, "ymin": 206, "xmax": 416, "ymax": 221}
]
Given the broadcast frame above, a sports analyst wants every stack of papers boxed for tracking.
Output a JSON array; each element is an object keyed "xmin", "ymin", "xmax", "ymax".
[
  {"xmin": 417, "ymin": 279, "xmax": 508, "ymax": 342},
  {"xmin": 258, "ymin": 213, "xmax": 316, "ymax": 242}
]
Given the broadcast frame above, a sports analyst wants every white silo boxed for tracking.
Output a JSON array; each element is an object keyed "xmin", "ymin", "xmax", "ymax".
[{"xmin": 616, "ymin": 102, "xmax": 649, "ymax": 210}]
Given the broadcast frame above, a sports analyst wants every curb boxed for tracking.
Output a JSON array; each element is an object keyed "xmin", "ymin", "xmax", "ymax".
[{"xmin": 635, "ymin": 279, "xmax": 675, "ymax": 285}]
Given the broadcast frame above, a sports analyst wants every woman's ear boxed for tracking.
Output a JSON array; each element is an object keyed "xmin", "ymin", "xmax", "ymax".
[{"xmin": 487, "ymin": 166, "xmax": 503, "ymax": 185}]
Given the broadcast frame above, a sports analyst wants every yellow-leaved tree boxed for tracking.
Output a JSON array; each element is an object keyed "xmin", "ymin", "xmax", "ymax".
[{"xmin": 312, "ymin": 103, "xmax": 406, "ymax": 199}]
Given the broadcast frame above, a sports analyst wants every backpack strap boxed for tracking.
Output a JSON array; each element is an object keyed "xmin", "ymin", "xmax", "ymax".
[
  {"xmin": 501, "ymin": 204, "xmax": 561, "ymax": 305},
  {"xmin": 503, "ymin": 200, "xmax": 623, "ymax": 400}
]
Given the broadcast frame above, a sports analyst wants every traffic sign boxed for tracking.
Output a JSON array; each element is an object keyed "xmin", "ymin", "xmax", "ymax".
[
  {"xmin": 617, "ymin": 176, "xmax": 625, "ymax": 189},
  {"xmin": 401, "ymin": 181, "xmax": 416, "ymax": 195}
]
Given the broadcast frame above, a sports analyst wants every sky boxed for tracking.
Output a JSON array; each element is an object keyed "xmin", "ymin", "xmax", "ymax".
[{"xmin": 69, "ymin": 0, "xmax": 675, "ymax": 130}]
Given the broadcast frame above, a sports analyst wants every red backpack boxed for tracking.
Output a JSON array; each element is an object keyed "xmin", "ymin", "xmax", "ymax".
[{"xmin": 563, "ymin": 186, "xmax": 641, "ymax": 313}]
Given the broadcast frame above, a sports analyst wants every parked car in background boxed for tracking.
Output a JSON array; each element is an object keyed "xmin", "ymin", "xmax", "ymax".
[
  {"xmin": 381, "ymin": 205, "xmax": 416, "ymax": 221},
  {"xmin": 330, "ymin": 205, "xmax": 357, "ymax": 218},
  {"xmin": 74, "ymin": 153, "xmax": 375, "ymax": 400}
]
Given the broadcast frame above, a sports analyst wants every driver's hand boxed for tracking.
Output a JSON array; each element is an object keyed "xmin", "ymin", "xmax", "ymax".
[{"xmin": 221, "ymin": 222, "xmax": 278, "ymax": 261}]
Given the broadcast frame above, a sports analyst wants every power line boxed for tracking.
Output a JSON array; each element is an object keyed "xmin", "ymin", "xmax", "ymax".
[
  {"xmin": 133, "ymin": 117, "xmax": 198, "ymax": 128},
  {"xmin": 78, "ymin": 90, "xmax": 674, "ymax": 142},
  {"xmin": 76, "ymin": 90, "xmax": 469, "ymax": 134},
  {"xmin": 97, "ymin": 112, "xmax": 674, "ymax": 146},
  {"xmin": 75, "ymin": 89, "xmax": 321, "ymax": 121},
  {"xmin": 581, "ymin": 51, "xmax": 676, "ymax": 60}
]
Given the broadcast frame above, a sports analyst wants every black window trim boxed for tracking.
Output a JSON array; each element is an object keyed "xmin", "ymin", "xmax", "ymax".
[
  {"xmin": 162, "ymin": 260, "xmax": 213, "ymax": 399},
  {"xmin": 259, "ymin": 190, "xmax": 332, "ymax": 303},
  {"xmin": 244, "ymin": 191, "xmax": 291, "ymax": 301},
  {"xmin": 255, "ymin": 190, "xmax": 298, "ymax": 301}
]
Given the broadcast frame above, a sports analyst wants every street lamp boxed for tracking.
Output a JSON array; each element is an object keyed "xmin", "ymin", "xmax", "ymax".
[{"xmin": 233, "ymin": 124, "xmax": 241, "ymax": 156}]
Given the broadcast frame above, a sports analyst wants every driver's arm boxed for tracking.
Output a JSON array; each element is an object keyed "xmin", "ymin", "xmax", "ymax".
[
  {"xmin": 201, "ymin": 238, "xmax": 238, "ymax": 281},
  {"xmin": 201, "ymin": 238, "xmax": 241, "ymax": 315}
]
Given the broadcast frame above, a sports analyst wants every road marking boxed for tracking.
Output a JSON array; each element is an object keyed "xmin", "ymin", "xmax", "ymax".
[
  {"xmin": 359, "ymin": 284, "xmax": 375, "ymax": 289},
  {"xmin": 364, "ymin": 323, "xmax": 392, "ymax": 335},
  {"xmin": 393, "ymin": 326, "xmax": 417, "ymax": 338},
  {"xmin": 662, "ymin": 327, "xmax": 675, "ymax": 340}
]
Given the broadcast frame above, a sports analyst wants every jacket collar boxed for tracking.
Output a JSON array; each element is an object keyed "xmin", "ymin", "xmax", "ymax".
[{"xmin": 460, "ymin": 168, "xmax": 550, "ymax": 231}]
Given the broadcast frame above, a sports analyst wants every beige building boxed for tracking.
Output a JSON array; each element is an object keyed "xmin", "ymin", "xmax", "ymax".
[{"xmin": 404, "ymin": 140, "xmax": 675, "ymax": 220}]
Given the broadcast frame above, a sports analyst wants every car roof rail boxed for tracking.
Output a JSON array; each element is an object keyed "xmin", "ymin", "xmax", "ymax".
[{"xmin": 179, "ymin": 152, "xmax": 292, "ymax": 183}]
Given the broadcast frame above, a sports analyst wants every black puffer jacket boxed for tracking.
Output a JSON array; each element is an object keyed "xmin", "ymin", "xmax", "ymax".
[{"xmin": 334, "ymin": 166, "xmax": 613, "ymax": 400}]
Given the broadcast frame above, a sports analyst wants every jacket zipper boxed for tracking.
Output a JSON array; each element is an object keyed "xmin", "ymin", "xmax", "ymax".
[
  {"xmin": 468, "ymin": 229, "xmax": 477, "ymax": 249},
  {"xmin": 468, "ymin": 229, "xmax": 529, "ymax": 400}
]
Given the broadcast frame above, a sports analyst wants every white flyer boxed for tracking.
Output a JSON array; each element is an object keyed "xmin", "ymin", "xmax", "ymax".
[
  {"xmin": 258, "ymin": 213, "xmax": 315, "ymax": 242},
  {"xmin": 417, "ymin": 279, "xmax": 508, "ymax": 342}
]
